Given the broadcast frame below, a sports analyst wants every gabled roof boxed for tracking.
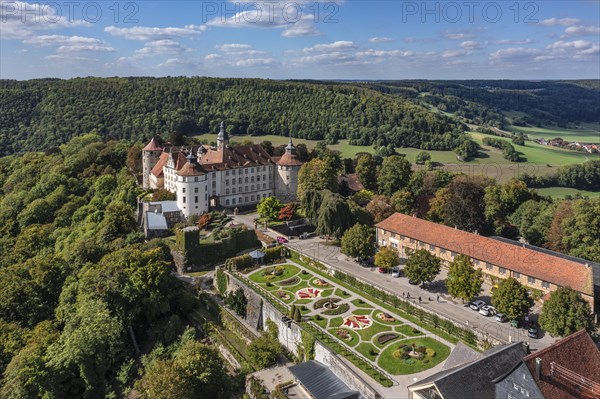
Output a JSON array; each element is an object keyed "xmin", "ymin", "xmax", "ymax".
[
  {"xmin": 275, "ymin": 151, "xmax": 303, "ymax": 166},
  {"xmin": 289, "ymin": 361, "xmax": 360, "ymax": 399},
  {"xmin": 376, "ymin": 213, "xmax": 594, "ymax": 296},
  {"xmin": 177, "ymin": 160, "xmax": 205, "ymax": 177},
  {"xmin": 408, "ymin": 342, "xmax": 527, "ymax": 399},
  {"xmin": 522, "ymin": 330, "xmax": 600, "ymax": 399},
  {"xmin": 441, "ymin": 342, "xmax": 484, "ymax": 370},
  {"xmin": 151, "ymin": 152, "xmax": 170, "ymax": 177}
]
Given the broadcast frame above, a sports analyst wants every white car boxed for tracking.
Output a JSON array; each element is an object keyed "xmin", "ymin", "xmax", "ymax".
[
  {"xmin": 469, "ymin": 300, "xmax": 486, "ymax": 310},
  {"xmin": 479, "ymin": 305, "xmax": 496, "ymax": 317},
  {"xmin": 391, "ymin": 267, "xmax": 400, "ymax": 278}
]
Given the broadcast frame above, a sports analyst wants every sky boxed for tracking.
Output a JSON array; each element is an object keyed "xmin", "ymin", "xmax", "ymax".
[{"xmin": 1, "ymin": 0, "xmax": 599, "ymax": 80}]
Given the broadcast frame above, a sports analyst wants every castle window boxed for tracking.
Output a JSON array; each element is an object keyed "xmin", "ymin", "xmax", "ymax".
[
  {"xmin": 245, "ymin": 177, "xmax": 249, "ymax": 183},
  {"xmin": 245, "ymin": 196, "xmax": 249, "ymax": 202},
  {"xmin": 245, "ymin": 169, "xmax": 248, "ymax": 174},
  {"xmin": 182, "ymin": 196, "xmax": 186, "ymax": 203},
  {"xmin": 251, "ymin": 176, "xmax": 254, "ymax": 183},
  {"xmin": 195, "ymin": 196, "xmax": 198, "ymax": 203},
  {"xmin": 238, "ymin": 178, "xmax": 242, "ymax": 184},
  {"xmin": 226, "ymin": 199, "xmax": 230, "ymax": 205},
  {"xmin": 232, "ymin": 198, "xmax": 236, "ymax": 205},
  {"xmin": 263, "ymin": 183, "xmax": 266, "ymax": 189},
  {"xmin": 226, "ymin": 179, "xmax": 229, "ymax": 186},
  {"xmin": 257, "ymin": 175, "xmax": 260, "ymax": 182},
  {"xmin": 486, "ymin": 263, "xmax": 493, "ymax": 270},
  {"xmin": 182, "ymin": 188, "xmax": 186, "ymax": 193},
  {"xmin": 195, "ymin": 177, "xmax": 198, "ymax": 182},
  {"xmin": 239, "ymin": 197, "xmax": 242, "ymax": 203},
  {"xmin": 251, "ymin": 185, "xmax": 255, "ymax": 191},
  {"xmin": 195, "ymin": 187, "xmax": 198, "ymax": 193},
  {"xmin": 225, "ymin": 171, "xmax": 229, "ymax": 176},
  {"xmin": 513, "ymin": 272, "xmax": 521, "ymax": 279},
  {"xmin": 233, "ymin": 188, "xmax": 236, "ymax": 194},
  {"xmin": 251, "ymin": 195, "xmax": 255, "ymax": 201},
  {"xmin": 205, "ymin": 194, "xmax": 207, "ymax": 200},
  {"xmin": 212, "ymin": 173, "xmax": 216, "ymax": 178},
  {"xmin": 263, "ymin": 174, "xmax": 266, "ymax": 181},
  {"xmin": 527, "ymin": 276, "xmax": 536, "ymax": 284},
  {"xmin": 245, "ymin": 186, "xmax": 248, "ymax": 192},
  {"xmin": 226, "ymin": 189, "xmax": 229, "ymax": 195},
  {"xmin": 499, "ymin": 267, "xmax": 507, "ymax": 275}
]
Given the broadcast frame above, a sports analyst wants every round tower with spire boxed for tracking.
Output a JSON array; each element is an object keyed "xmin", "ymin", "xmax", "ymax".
[
  {"xmin": 142, "ymin": 137, "xmax": 163, "ymax": 189},
  {"xmin": 275, "ymin": 134, "xmax": 303, "ymax": 202},
  {"xmin": 217, "ymin": 121, "xmax": 229, "ymax": 149}
]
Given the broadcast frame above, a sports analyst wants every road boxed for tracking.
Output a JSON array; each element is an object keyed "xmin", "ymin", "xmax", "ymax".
[{"xmin": 232, "ymin": 213, "xmax": 556, "ymax": 351}]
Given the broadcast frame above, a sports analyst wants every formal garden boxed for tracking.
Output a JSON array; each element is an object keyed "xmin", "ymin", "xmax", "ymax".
[{"xmin": 244, "ymin": 262, "xmax": 453, "ymax": 376}]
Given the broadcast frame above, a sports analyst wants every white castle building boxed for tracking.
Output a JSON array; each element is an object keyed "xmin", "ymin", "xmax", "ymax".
[{"xmin": 141, "ymin": 122, "xmax": 302, "ymax": 217}]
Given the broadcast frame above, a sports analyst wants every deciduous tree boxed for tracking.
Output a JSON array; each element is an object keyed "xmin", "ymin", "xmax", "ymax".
[
  {"xmin": 297, "ymin": 159, "xmax": 337, "ymax": 201},
  {"xmin": 377, "ymin": 155, "xmax": 412, "ymax": 196},
  {"xmin": 491, "ymin": 277, "xmax": 533, "ymax": 320},
  {"xmin": 446, "ymin": 254, "xmax": 483, "ymax": 302},
  {"xmin": 374, "ymin": 246, "xmax": 400, "ymax": 270},
  {"xmin": 539, "ymin": 287, "xmax": 593, "ymax": 337},
  {"xmin": 341, "ymin": 223, "xmax": 376, "ymax": 259},
  {"xmin": 404, "ymin": 249, "xmax": 441, "ymax": 287},
  {"xmin": 257, "ymin": 196, "xmax": 283, "ymax": 221}
]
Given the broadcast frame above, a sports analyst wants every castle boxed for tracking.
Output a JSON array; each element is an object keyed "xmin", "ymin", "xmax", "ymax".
[{"xmin": 141, "ymin": 122, "xmax": 302, "ymax": 217}]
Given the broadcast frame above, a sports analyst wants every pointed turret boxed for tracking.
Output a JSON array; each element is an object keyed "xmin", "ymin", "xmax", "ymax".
[{"xmin": 217, "ymin": 121, "xmax": 229, "ymax": 149}]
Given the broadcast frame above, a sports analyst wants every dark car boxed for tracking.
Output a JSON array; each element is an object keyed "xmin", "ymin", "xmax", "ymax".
[
  {"xmin": 528, "ymin": 326, "xmax": 539, "ymax": 338},
  {"xmin": 408, "ymin": 279, "xmax": 419, "ymax": 285}
]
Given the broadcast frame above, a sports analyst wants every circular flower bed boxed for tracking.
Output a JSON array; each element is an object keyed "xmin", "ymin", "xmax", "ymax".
[
  {"xmin": 377, "ymin": 312, "xmax": 396, "ymax": 323},
  {"xmin": 342, "ymin": 314, "xmax": 373, "ymax": 330},
  {"xmin": 313, "ymin": 278, "xmax": 330, "ymax": 287},
  {"xmin": 296, "ymin": 287, "xmax": 321, "ymax": 299},
  {"xmin": 313, "ymin": 297, "xmax": 341, "ymax": 310}
]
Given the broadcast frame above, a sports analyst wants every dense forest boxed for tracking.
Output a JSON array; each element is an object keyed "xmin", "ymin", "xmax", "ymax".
[
  {"xmin": 363, "ymin": 80, "xmax": 600, "ymax": 128},
  {"xmin": 0, "ymin": 135, "xmax": 233, "ymax": 398},
  {"xmin": 0, "ymin": 77, "xmax": 464, "ymax": 156}
]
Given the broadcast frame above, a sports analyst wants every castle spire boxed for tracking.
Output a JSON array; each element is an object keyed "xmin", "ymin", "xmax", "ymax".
[
  {"xmin": 285, "ymin": 132, "xmax": 296, "ymax": 154},
  {"xmin": 217, "ymin": 121, "xmax": 229, "ymax": 149}
]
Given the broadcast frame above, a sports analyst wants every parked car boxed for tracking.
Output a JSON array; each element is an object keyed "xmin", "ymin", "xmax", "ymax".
[
  {"xmin": 408, "ymin": 279, "xmax": 419, "ymax": 285},
  {"xmin": 299, "ymin": 232, "xmax": 310, "ymax": 240},
  {"xmin": 495, "ymin": 313, "xmax": 508, "ymax": 322},
  {"xmin": 391, "ymin": 267, "xmax": 400, "ymax": 278},
  {"xmin": 377, "ymin": 267, "xmax": 388, "ymax": 273},
  {"xmin": 276, "ymin": 236, "xmax": 288, "ymax": 244},
  {"xmin": 469, "ymin": 300, "xmax": 486, "ymax": 311},
  {"xmin": 528, "ymin": 326, "xmax": 539, "ymax": 338},
  {"xmin": 479, "ymin": 305, "xmax": 496, "ymax": 316}
]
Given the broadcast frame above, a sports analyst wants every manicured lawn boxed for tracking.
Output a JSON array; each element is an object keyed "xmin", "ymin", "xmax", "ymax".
[
  {"xmin": 312, "ymin": 315, "xmax": 328, "ymax": 329},
  {"xmin": 356, "ymin": 342, "xmax": 380, "ymax": 361},
  {"xmin": 353, "ymin": 308, "xmax": 373, "ymax": 316},
  {"xmin": 356, "ymin": 321, "xmax": 390, "ymax": 341},
  {"xmin": 396, "ymin": 324, "xmax": 424, "ymax": 336},
  {"xmin": 535, "ymin": 187, "xmax": 600, "ymax": 198},
  {"xmin": 328, "ymin": 328, "xmax": 360, "ymax": 347},
  {"xmin": 320, "ymin": 289, "xmax": 334, "ymax": 297},
  {"xmin": 329, "ymin": 316, "xmax": 344, "ymax": 328},
  {"xmin": 299, "ymin": 271, "xmax": 313, "ymax": 280},
  {"xmin": 351, "ymin": 298, "xmax": 374, "ymax": 308},
  {"xmin": 248, "ymin": 264, "xmax": 300, "ymax": 284},
  {"xmin": 335, "ymin": 288, "xmax": 352, "ymax": 299},
  {"xmin": 377, "ymin": 338, "xmax": 451, "ymax": 375}
]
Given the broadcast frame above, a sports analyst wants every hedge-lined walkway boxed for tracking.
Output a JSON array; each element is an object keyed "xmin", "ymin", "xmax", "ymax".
[{"xmin": 245, "ymin": 260, "xmax": 454, "ymax": 376}]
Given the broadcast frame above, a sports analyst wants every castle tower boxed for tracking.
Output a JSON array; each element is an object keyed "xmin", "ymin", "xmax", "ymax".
[
  {"xmin": 274, "ymin": 134, "xmax": 302, "ymax": 202},
  {"xmin": 176, "ymin": 149, "xmax": 209, "ymax": 218},
  {"xmin": 142, "ymin": 137, "xmax": 163, "ymax": 189},
  {"xmin": 216, "ymin": 121, "xmax": 228, "ymax": 150}
]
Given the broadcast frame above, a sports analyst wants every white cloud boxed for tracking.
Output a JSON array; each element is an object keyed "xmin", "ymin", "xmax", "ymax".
[
  {"xmin": 297, "ymin": 52, "xmax": 356, "ymax": 64},
  {"xmin": 215, "ymin": 43, "xmax": 252, "ymax": 52},
  {"xmin": 490, "ymin": 39, "xmax": 599, "ymax": 64},
  {"xmin": 0, "ymin": 0, "xmax": 90, "ymax": 40},
  {"xmin": 104, "ymin": 25, "xmax": 206, "ymax": 41},
  {"xmin": 23, "ymin": 35, "xmax": 115, "ymax": 52},
  {"xmin": 205, "ymin": 43, "xmax": 279, "ymax": 67},
  {"xmin": 45, "ymin": 54, "xmax": 98, "ymax": 62},
  {"xmin": 564, "ymin": 25, "xmax": 600, "ymax": 37},
  {"xmin": 207, "ymin": 9, "xmax": 320, "ymax": 37},
  {"xmin": 157, "ymin": 58, "xmax": 203, "ymax": 69},
  {"xmin": 460, "ymin": 41, "xmax": 479, "ymax": 49},
  {"xmin": 356, "ymin": 49, "xmax": 413, "ymax": 58},
  {"xmin": 404, "ymin": 37, "xmax": 435, "ymax": 43},
  {"xmin": 302, "ymin": 41, "xmax": 356, "ymax": 53},
  {"xmin": 135, "ymin": 40, "xmax": 188, "ymax": 56},
  {"xmin": 495, "ymin": 39, "xmax": 535, "ymax": 45},
  {"xmin": 442, "ymin": 49, "xmax": 469, "ymax": 58},
  {"xmin": 232, "ymin": 58, "xmax": 277, "ymax": 67},
  {"xmin": 538, "ymin": 17, "xmax": 580, "ymax": 26},
  {"xmin": 368, "ymin": 37, "xmax": 395, "ymax": 43},
  {"xmin": 444, "ymin": 32, "xmax": 474, "ymax": 40},
  {"xmin": 205, "ymin": 53, "xmax": 223, "ymax": 61}
]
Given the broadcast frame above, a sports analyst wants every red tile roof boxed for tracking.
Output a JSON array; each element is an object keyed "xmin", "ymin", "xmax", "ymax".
[
  {"xmin": 143, "ymin": 137, "xmax": 163, "ymax": 151},
  {"xmin": 276, "ymin": 152, "xmax": 303, "ymax": 167},
  {"xmin": 523, "ymin": 330, "xmax": 600, "ymax": 399},
  {"xmin": 151, "ymin": 152, "xmax": 169, "ymax": 178},
  {"xmin": 337, "ymin": 174, "xmax": 365, "ymax": 193},
  {"xmin": 177, "ymin": 160, "xmax": 205, "ymax": 177},
  {"xmin": 199, "ymin": 144, "xmax": 274, "ymax": 169},
  {"xmin": 376, "ymin": 213, "xmax": 593, "ymax": 296}
]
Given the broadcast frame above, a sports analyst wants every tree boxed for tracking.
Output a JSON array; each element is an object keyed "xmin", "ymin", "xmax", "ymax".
[
  {"xmin": 377, "ymin": 155, "xmax": 413, "ymax": 196},
  {"xmin": 539, "ymin": 287, "xmax": 593, "ymax": 337},
  {"xmin": 355, "ymin": 153, "xmax": 378, "ymax": 190},
  {"xmin": 297, "ymin": 159, "xmax": 337, "ymax": 201},
  {"xmin": 374, "ymin": 246, "xmax": 400, "ymax": 270},
  {"xmin": 225, "ymin": 288, "xmax": 247, "ymax": 318},
  {"xmin": 484, "ymin": 179, "xmax": 533, "ymax": 234},
  {"xmin": 444, "ymin": 175, "xmax": 492, "ymax": 233},
  {"xmin": 454, "ymin": 139, "xmax": 480, "ymax": 161},
  {"xmin": 257, "ymin": 196, "xmax": 283, "ymax": 221},
  {"xmin": 491, "ymin": 278, "xmax": 533, "ymax": 320},
  {"xmin": 415, "ymin": 151, "xmax": 431, "ymax": 165},
  {"xmin": 316, "ymin": 191, "xmax": 354, "ymax": 238},
  {"xmin": 302, "ymin": 189, "xmax": 322, "ymax": 225},
  {"xmin": 404, "ymin": 249, "xmax": 441, "ymax": 287},
  {"xmin": 390, "ymin": 190, "xmax": 415, "ymax": 215},
  {"xmin": 427, "ymin": 187, "xmax": 450, "ymax": 223},
  {"xmin": 341, "ymin": 223, "xmax": 376, "ymax": 259},
  {"xmin": 248, "ymin": 336, "xmax": 281, "ymax": 369},
  {"xmin": 510, "ymin": 200, "xmax": 554, "ymax": 247},
  {"xmin": 152, "ymin": 188, "xmax": 176, "ymax": 201},
  {"xmin": 366, "ymin": 195, "xmax": 394, "ymax": 223},
  {"xmin": 546, "ymin": 201, "xmax": 573, "ymax": 253},
  {"xmin": 278, "ymin": 203, "xmax": 296, "ymax": 221},
  {"xmin": 561, "ymin": 198, "xmax": 600, "ymax": 263},
  {"xmin": 446, "ymin": 254, "xmax": 483, "ymax": 302}
]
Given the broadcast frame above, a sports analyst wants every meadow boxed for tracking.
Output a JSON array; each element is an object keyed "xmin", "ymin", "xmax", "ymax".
[{"xmin": 506, "ymin": 123, "xmax": 600, "ymax": 144}]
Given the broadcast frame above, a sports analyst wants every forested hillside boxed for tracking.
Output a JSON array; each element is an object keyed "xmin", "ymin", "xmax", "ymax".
[
  {"xmin": 0, "ymin": 77, "xmax": 463, "ymax": 156},
  {"xmin": 0, "ymin": 134, "xmax": 225, "ymax": 398},
  {"xmin": 362, "ymin": 80, "xmax": 600, "ymax": 128}
]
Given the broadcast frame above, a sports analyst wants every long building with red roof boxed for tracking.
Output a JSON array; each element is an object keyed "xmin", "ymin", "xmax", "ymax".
[{"xmin": 376, "ymin": 212, "xmax": 595, "ymax": 309}]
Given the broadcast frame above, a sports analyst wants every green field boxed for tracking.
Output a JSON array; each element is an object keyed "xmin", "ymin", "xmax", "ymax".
[
  {"xmin": 535, "ymin": 187, "xmax": 600, "ymax": 198},
  {"xmin": 506, "ymin": 123, "xmax": 600, "ymax": 144}
]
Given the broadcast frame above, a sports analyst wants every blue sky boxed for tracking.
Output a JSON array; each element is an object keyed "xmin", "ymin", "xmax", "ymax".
[{"xmin": 1, "ymin": 0, "xmax": 599, "ymax": 80}]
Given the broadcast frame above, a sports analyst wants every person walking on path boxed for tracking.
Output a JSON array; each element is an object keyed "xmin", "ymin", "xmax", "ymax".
[
  {"xmin": 418, "ymin": 296, "xmax": 422, "ymax": 304},
  {"xmin": 437, "ymin": 295, "xmax": 440, "ymax": 303}
]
